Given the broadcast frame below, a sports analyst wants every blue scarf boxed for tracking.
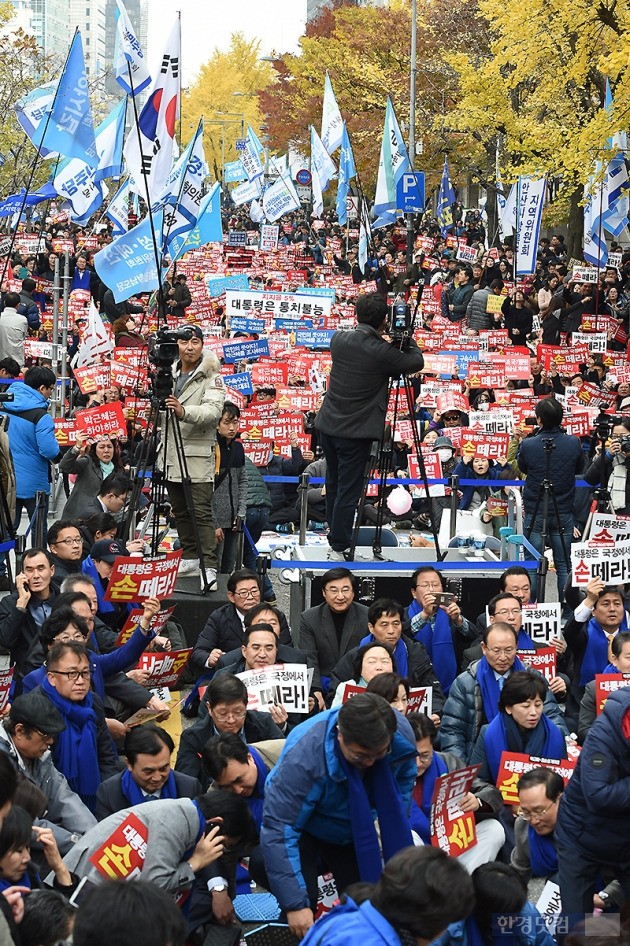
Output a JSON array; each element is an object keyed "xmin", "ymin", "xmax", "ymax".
[
  {"xmin": 517, "ymin": 629, "xmax": 536, "ymax": 651},
  {"xmin": 414, "ymin": 609, "xmax": 457, "ymax": 694},
  {"xmin": 410, "ymin": 752, "xmax": 448, "ymax": 843},
  {"xmin": 120, "ymin": 768, "xmax": 178, "ymax": 807},
  {"xmin": 484, "ymin": 712, "xmax": 567, "ymax": 783},
  {"xmin": 40, "ymin": 677, "xmax": 101, "ymax": 813},
  {"xmin": 464, "ymin": 917, "xmax": 485, "ymax": 946},
  {"xmin": 0, "ymin": 872, "xmax": 32, "ymax": 893},
  {"xmin": 82, "ymin": 556, "xmax": 115, "ymax": 614},
  {"xmin": 246, "ymin": 745, "xmax": 269, "ymax": 832},
  {"xmin": 360, "ymin": 633, "xmax": 408, "ymax": 678},
  {"xmin": 528, "ymin": 828, "xmax": 558, "ymax": 877},
  {"xmin": 580, "ymin": 617, "xmax": 628, "ymax": 686},
  {"xmin": 476, "ymin": 656, "xmax": 526, "ymax": 723},
  {"xmin": 337, "ymin": 744, "xmax": 413, "ymax": 883},
  {"xmin": 602, "ymin": 662, "xmax": 619, "ymax": 675},
  {"xmin": 407, "ymin": 599, "xmax": 421, "ymax": 620}
]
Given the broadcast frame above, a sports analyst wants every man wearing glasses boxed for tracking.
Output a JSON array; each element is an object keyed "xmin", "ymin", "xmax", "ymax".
[
  {"xmin": 175, "ymin": 674, "xmax": 284, "ymax": 789},
  {"xmin": 0, "ymin": 548, "xmax": 58, "ymax": 686},
  {"xmin": 190, "ymin": 570, "xmax": 293, "ymax": 677},
  {"xmin": 35, "ymin": 640, "xmax": 119, "ymax": 812},
  {"xmin": 47, "ymin": 519, "xmax": 84, "ymax": 582},
  {"xmin": 440, "ymin": 623, "xmax": 567, "ymax": 762},
  {"xmin": 259, "ymin": 693, "xmax": 416, "ymax": 940},
  {"xmin": 512, "ymin": 768, "xmax": 622, "ymax": 913}
]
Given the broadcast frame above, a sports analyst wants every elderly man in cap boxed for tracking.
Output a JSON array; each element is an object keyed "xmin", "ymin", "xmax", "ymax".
[
  {"xmin": 81, "ymin": 538, "xmax": 131, "ymax": 631},
  {"xmin": 0, "ymin": 691, "xmax": 96, "ymax": 852},
  {"xmin": 163, "ymin": 325, "xmax": 225, "ymax": 592}
]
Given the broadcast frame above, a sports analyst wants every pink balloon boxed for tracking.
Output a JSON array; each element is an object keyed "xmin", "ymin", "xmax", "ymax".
[{"xmin": 386, "ymin": 486, "xmax": 413, "ymax": 516}]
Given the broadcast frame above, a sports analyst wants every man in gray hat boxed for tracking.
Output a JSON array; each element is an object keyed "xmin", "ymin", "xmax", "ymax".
[{"xmin": 0, "ymin": 691, "xmax": 96, "ymax": 853}]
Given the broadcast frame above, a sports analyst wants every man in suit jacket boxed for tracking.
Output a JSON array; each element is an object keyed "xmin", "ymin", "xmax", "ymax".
[
  {"xmin": 314, "ymin": 292, "xmax": 424, "ymax": 559},
  {"xmin": 96, "ymin": 724, "xmax": 201, "ymax": 820},
  {"xmin": 299, "ymin": 567, "xmax": 369, "ymax": 706}
]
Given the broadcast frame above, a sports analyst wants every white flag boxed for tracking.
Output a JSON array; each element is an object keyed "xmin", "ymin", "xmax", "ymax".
[
  {"xmin": 262, "ymin": 173, "xmax": 301, "ymax": 222},
  {"xmin": 115, "ymin": 0, "xmax": 151, "ymax": 95},
  {"xmin": 123, "ymin": 19, "xmax": 180, "ymax": 205},
  {"xmin": 231, "ymin": 178, "xmax": 262, "ymax": 207},
  {"xmin": 358, "ymin": 199, "xmax": 369, "ymax": 274},
  {"xmin": 310, "ymin": 125, "xmax": 336, "ymax": 192},
  {"xmin": 73, "ymin": 301, "xmax": 113, "ymax": 368},
  {"xmin": 321, "ymin": 72, "xmax": 343, "ymax": 155},
  {"xmin": 156, "ymin": 118, "xmax": 206, "ymax": 257}
]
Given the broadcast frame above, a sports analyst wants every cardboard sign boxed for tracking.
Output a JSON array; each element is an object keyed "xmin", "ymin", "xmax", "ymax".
[
  {"xmin": 407, "ymin": 686, "xmax": 433, "ymax": 715},
  {"xmin": 517, "ymin": 647, "xmax": 556, "ymax": 683},
  {"xmin": 225, "ymin": 289, "xmax": 332, "ymax": 319},
  {"xmin": 124, "ymin": 706, "xmax": 172, "ymax": 728},
  {"xmin": 89, "ymin": 812, "xmax": 147, "ymax": 880},
  {"xmin": 109, "ymin": 360, "xmax": 148, "ymax": 392},
  {"xmin": 54, "ymin": 419, "xmax": 77, "ymax": 447},
  {"xmin": 222, "ymin": 338, "xmax": 270, "ymax": 364},
  {"xmin": 571, "ymin": 265, "xmax": 599, "ymax": 283},
  {"xmin": 75, "ymin": 402, "xmax": 127, "ymax": 441},
  {"xmin": 260, "ymin": 225, "xmax": 279, "ymax": 252},
  {"xmin": 341, "ymin": 682, "xmax": 365, "ymax": 703},
  {"xmin": 135, "ymin": 648, "xmax": 192, "ymax": 688},
  {"xmin": 460, "ymin": 431, "xmax": 509, "ymax": 460},
  {"xmin": 104, "ymin": 550, "xmax": 183, "ymax": 602},
  {"xmin": 314, "ymin": 873, "xmax": 339, "ymax": 921},
  {"xmin": 115, "ymin": 606, "xmax": 176, "ymax": 647},
  {"xmin": 73, "ymin": 364, "xmax": 111, "ymax": 395},
  {"xmin": 587, "ymin": 513, "xmax": 630, "ymax": 545},
  {"xmin": 487, "ymin": 497, "xmax": 509, "ymax": 516},
  {"xmin": 468, "ymin": 409, "xmax": 514, "ymax": 434},
  {"xmin": 563, "ymin": 411, "xmax": 592, "ymax": 437},
  {"xmin": 466, "ymin": 363, "xmax": 507, "ymax": 389},
  {"xmin": 571, "ymin": 538, "xmax": 630, "ymax": 586},
  {"xmin": 0, "ymin": 666, "xmax": 13, "ymax": 712},
  {"xmin": 408, "ymin": 455, "xmax": 444, "ymax": 498},
  {"xmin": 236, "ymin": 663, "xmax": 310, "ymax": 714},
  {"xmin": 575, "ymin": 383, "xmax": 616, "ymax": 410},
  {"xmin": 571, "ymin": 331, "xmax": 607, "ymax": 354},
  {"xmin": 436, "ymin": 392, "xmax": 469, "ymax": 416},
  {"xmin": 538, "ymin": 344, "xmax": 590, "ymax": 374},
  {"xmin": 430, "ymin": 765, "xmax": 480, "ymax": 856},
  {"xmin": 422, "ymin": 354, "xmax": 459, "ymax": 376},
  {"xmin": 486, "ymin": 294, "xmax": 505, "ymax": 315},
  {"xmin": 521, "ymin": 604, "xmax": 561, "ymax": 643},
  {"xmin": 594, "ymin": 673, "xmax": 630, "ymax": 715},
  {"xmin": 496, "ymin": 752, "xmax": 576, "ymax": 805},
  {"xmin": 535, "ymin": 882, "xmax": 563, "ymax": 938}
]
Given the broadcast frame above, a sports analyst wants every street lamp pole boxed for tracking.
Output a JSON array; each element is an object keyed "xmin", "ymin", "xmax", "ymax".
[{"xmin": 406, "ymin": 0, "xmax": 417, "ymax": 265}]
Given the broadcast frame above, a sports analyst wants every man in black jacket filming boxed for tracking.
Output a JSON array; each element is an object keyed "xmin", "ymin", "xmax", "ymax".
[{"xmin": 314, "ymin": 292, "xmax": 424, "ymax": 560}]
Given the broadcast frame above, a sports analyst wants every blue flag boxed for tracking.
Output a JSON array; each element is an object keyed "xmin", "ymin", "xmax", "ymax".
[
  {"xmin": 45, "ymin": 31, "xmax": 98, "ymax": 168},
  {"xmin": 336, "ymin": 122, "xmax": 356, "ymax": 225},
  {"xmin": 106, "ymin": 179, "xmax": 131, "ymax": 236},
  {"xmin": 0, "ymin": 182, "xmax": 57, "ymax": 218},
  {"xmin": 93, "ymin": 211, "xmax": 163, "ymax": 302},
  {"xmin": 170, "ymin": 183, "xmax": 223, "ymax": 261},
  {"xmin": 14, "ymin": 81, "xmax": 57, "ymax": 158},
  {"xmin": 437, "ymin": 156, "xmax": 456, "ymax": 237}
]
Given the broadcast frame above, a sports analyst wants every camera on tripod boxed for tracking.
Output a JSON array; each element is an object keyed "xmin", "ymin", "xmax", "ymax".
[
  {"xmin": 149, "ymin": 326, "xmax": 200, "ymax": 403},
  {"xmin": 387, "ymin": 296, "xmax": 414, "ymax": 348}
]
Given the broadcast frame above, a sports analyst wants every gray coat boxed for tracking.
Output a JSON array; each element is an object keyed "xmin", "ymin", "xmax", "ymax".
[
  {"xmin": 298, "ymin": 601, "xmax": 369, "ymax": 691},
  {"xmin": 0, "ymin": 722, "xmax": 96, "ymax": 854},
  {"xmin": 59, "ymin": 449, "xmax": 108, "ymax": 519},
  {"xmin": 163, "ymin": 354, "xmax": 225, "ymax": 483},
  {"xmin": 465, "ymin": 287, "xmax": 494, "ymax": 332},
  {"xmin": 61, "ymin": 798, "xmax": 202, "ymax": 892},
  {"xmin": 439, "ymin": 659, "xmax": 568, "ymax": 762}
]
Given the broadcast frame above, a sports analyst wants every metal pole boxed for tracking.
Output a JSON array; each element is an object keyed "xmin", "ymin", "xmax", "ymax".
[
  {"xmin": 60, "ymin": 252, "xmax": 70, "ymax": 421},
  {"xmin": 50, "ymin": 257, "xmax": 61, "ymax": 420},
  {"xmin": 406, "ymin": 0, "xmax": 417, "ymax": 265}
]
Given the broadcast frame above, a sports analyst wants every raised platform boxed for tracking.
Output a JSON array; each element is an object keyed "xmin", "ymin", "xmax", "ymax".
[{"xmin": 167, "ymin": 573, "xmax": 230, "ymax": 647}]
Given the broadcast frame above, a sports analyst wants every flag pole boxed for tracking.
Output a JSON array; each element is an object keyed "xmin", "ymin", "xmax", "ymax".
[
  {"xmin": 126, "ymin": 60, "xmax": 167, "ymax": 329},
  {"xmin": 0, "ymin": 30, "xmax": 78, "ymax": 290},
  {"xmin": 594, "ymin": 176, "xmax": 605, "ymax": 317}
]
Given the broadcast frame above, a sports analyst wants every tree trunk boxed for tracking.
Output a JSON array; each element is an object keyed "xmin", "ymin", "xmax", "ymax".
[{"xmin": 566, "ymin": 186, "xmax": 583, "ymax": 261}]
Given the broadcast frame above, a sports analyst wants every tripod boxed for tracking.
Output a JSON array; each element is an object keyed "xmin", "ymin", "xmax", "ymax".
[
  {"xmin": 524, "ymin": 438, "xmax": 570, "ymax": 602},
  {"xmin": 120, "ymin": 389, "xmax": 214, "ymax": 595},
  {"xmin": 351, "ymin": 366, "xmax": 442, "ymax": 562},
  {"xmin": 583, "ymin": 422, "xmax": 618, "ymax": 540}
]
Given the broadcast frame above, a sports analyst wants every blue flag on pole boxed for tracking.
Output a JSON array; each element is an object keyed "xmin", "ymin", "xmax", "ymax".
[
  {"xmin": 336, "ymin": 122, "xmax": 356, "ymax": 226},
  {"xmin": 106, "ymin": 179, "xmax": 131, "ymax": 235},
  {"xmin": 114, "ymin": 0, "xmax": 151, "ymax": 96},
  {"xmin": 437, "ymin": 156, "xmax": 456, "ymax": 237},
  {"xmin": 45, "ymin": 31, "xmax": 98, "ymax": 168},
  {"xmin": 93, "ymin": 211, "xmax": 164, "ymax": 302},
  {"xmin": 14, "ymin": 82, "xmax": 58, "ymax": 158},
  {"xmin": 170, "ymin": 183, "xmax": 223, "ymax": 261}
]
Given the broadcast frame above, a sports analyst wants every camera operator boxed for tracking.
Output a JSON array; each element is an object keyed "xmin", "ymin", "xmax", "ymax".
[
  {"xmin": 163, "ymin": 326, "xmax": 225, "ymax": 591},
  {"xmin": 314, "ymin": 292, "xmax": 424, "ymax": 560},
  {"xmin": 584, "ymin": 417, "xmax": 630, "ymax": 515},
  {"xmin": 517, "ymin": 398, "xmax": 584, "ymax": 605}
]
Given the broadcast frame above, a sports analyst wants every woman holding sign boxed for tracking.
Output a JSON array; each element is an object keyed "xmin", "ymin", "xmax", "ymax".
[{"xmin": 59, "ymin": 432, "xmax": 127, "ymax": 521}]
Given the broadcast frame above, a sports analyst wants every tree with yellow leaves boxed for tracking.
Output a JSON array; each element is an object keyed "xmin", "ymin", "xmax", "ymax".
[
  {"xmin": 182, "ymin": 33, "xmax": 273, "ymax": 182},
  {"xmin": 444, "ymin": 0, "xmax": 630, "ymax": 255}
]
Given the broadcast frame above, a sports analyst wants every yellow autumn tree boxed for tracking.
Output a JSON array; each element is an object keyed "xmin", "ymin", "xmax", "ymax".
[
  {"xmin": 443, "ymin": 0, "xmax": 630, "ymax": 255},
  {"xmin": 182, "ymin": 33, "xmax": 274, "ymax": 181}
]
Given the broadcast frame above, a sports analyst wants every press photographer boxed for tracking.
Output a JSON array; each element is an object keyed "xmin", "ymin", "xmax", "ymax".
[
  {"xmin": 584, "ymin": 416, "xmax": 630, "ymax": 515},
  {"xmin": 161, "ymin": 326, "xmax": 225, "ymax": 591},
  {"xmin": 315, "ymin": 292, "xmax": 424, "ymax": 560}
]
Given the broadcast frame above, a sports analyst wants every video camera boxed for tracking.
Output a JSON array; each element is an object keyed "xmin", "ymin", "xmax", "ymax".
[
  {"xmin": 149, "ymin": 326, "xmax": 200, "ymax": 403},
  {"xmin": 387, "ymin": 296, "xmax": 415, "ymax": 348}
]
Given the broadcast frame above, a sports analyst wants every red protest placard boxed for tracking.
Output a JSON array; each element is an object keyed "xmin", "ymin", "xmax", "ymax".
[
  {"xmin": 75, "ymin": 402, "xmax": 127, "ymax": 441},
  {"xmin": 113, "ymin": 347, "xmax": 147, "ymax": 367},
  {"xmin": 251, "ymin": 362, "xmax": 288, "ymax": 386},
  {"xmin": 242, "ymin": 439, "xmax": 273, "ymax": 466},
  {"xmin": 594, "ymin": 674, "xmax": 630, "ymax": 715},
  {"xmin": 115, "ymin": 606, "xmax": 176, "ymax": 647},
  {"xmin": 537, "ymin": 345, "xmax": 590, "ymax": 374},
  {"xmin": 575, "ymin": 383, "xmax": 616, "ymax": 410},
  {"xmin": 517, "ymin": 648, "xmax": 556, "ymax": 684},
  {"xmin": 407, "ymin": 686, "xmax": 432, "ymax": 715},
  {"xmin": 54, "ymin": 419, "xmax": 77, "ymax": 447},
  {"xmin": 430, "ymin": 765, "xmax": 480, "ymax": 857},
  {"xmin": 422, "ymin": 354, "xmax": 459, "ymax": 376},
  {"xmin": 104, "ymin": 551, "xmax": 183, "ymax": 603},
  {"xmin": 109, "ymin": 360, "xmax": 148, "ymax": 393},
  {"xmin": 460, "ymin": 431, "xmax": 510, "ymax": 460},
  {"xmin": 89, "ymin": 812, "xmax": 147, "ymax": 880},
  {"xmin": 135, "ymin": 648, "xmax": 192, "ymax": 688},
  {"xmin": 494, "ymin": 353, "xmax": 531, "ymax": 380},
  {"xmin": 436, "ymin": 393, "xmax": 469, "ymax": 416},
  {"xmin": 466, "ymin": 363, "xmax": 507, "ymax": 389},
  {"xmin": 496, "ymin": 752, "xmax": 576, "ymax": 805},
  {"xmin": 341, "ymin": 683, "xmax": 365, "ymax": 703},
  {"xmin": 563, "ymin": 412, "xmax": 592, "ymax": 437},
  {"xmin": 0, "ymin": 666, "xmax": 13, "ymax": 712},
  {"xmin": 73, "ymin": 364, "xmax": 111, "ymax": 395}
]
